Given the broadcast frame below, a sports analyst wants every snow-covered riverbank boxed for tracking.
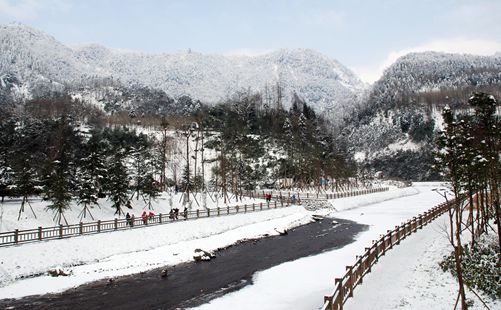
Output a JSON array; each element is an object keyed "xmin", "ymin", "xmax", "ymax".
[{"xmin": 3, "ymin": 183, "xmax": 494, "ymax": 310}]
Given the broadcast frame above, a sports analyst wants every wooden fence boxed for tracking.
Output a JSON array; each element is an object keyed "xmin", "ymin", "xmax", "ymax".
[
  {"xmin": 0, "ymin": 187, "xmax": 390, "ymax": 247},
  {"xmin": 0, "ymin": 200, "xmax": 291, "ymax": 247},
  {"xmin": 245, "ymin": 187, "xmax": 389, "ymax": 201},
  {"xmin": 321, "ymin": 198, "xmax": 457, "ymax": 310}
]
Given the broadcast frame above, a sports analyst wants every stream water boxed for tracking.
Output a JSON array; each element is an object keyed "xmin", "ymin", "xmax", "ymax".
[{"xmin": 0, "ymin": 217, "xmax": 367, "ymax": 310}]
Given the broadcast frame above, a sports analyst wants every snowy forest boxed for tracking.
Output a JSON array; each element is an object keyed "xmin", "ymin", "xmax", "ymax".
[{"xmin": 0, "ymin": 89, "xmax": 355, "ymax": 224}]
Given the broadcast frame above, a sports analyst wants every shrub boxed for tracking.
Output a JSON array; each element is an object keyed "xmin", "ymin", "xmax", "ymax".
[{"xmin": 440, "ymin": 235, "xmax": 500, "ymax": 298}]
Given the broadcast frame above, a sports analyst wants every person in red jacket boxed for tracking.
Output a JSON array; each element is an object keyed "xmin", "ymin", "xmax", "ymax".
[{"xmin": 142, "ymin": 211, "xmax": 147, "ymax": 224}]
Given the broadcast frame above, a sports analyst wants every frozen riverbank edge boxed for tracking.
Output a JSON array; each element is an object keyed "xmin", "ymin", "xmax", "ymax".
[{"xmin": 0, "ymin": 186, "xmax": 417, "ymax": 300}]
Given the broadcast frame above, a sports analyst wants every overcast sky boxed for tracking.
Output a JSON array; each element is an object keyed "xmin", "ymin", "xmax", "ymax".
[{"xmin": 0, "ymin": 0, "xmax": 500, "ymax": 83}]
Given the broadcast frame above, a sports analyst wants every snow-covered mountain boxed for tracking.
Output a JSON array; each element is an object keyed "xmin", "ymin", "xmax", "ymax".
[
  {"xmin": 343, "ymin": 51, "xmax": 501, "ymax": 180},
  {"xmin": 0, "ymin": 23, "xmax": 366, "ymax": 119},
  {"xmin": 367, "ymin": 51, "xmax": 501, "ymax": 109}
]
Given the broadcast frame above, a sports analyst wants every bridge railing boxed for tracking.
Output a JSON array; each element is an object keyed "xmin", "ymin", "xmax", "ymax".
[{"xmin": 244, "ymin": 187, "xmax": 389, "ymax": 202}]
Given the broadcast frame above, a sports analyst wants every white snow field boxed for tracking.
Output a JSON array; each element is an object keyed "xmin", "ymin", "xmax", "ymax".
[
  {"xmin": 193, "ymin": 183, "xmax": 499, "ymax": 310},
  {"xmin": 0, "ymin": 183, "xmax": 497, "ymax": 309}
]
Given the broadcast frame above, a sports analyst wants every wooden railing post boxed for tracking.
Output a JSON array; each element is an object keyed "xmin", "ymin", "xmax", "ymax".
[
  {"xmin": 79, "ymin": 222, "xmax": 83, "ymax": 235},
  {"xmin": 159, "ymin": 213, "xmax": 162, "ymax": 223},
  {"xmin": 335, "ymin": 278, "xmax": 343, "ymax": 310},
  {"xmin": 324, "ymin": 295, "xmax": 333, "ymax": 310},
  {"xmin": 14, "ymin": 229, "xmax": 19, "ymax": 244},
  {"xmin": 97, "ymin": 220, "xmax": 101, "ymax": 233},
  {"xmin": 38, "ymin": 227, "xmax": 42, "ymax": 241},
  {"xmin": 365, "ymin": 248, "xmax": 372, "ymax": 273},
  {"xmin": 395, "ymin": 226, "xmax": 400, "ymax": 244},
  {"xmin": 346, "ymin": 266, "xmax": 354, "ymax": 297},
  {"xmin": 196, "ymin": 209, "xmax": 200, "ymax": 218},
  {"xmin": 227, "ymin": 206, "xmax": 230, "ymax": 214},
  {"xmin": 114, "ymin": 218, "xmax": 118, "ymax": 230},
  {"xmin": 59, "ymin": 224, "xmax": 63, "ymax": 238},
  {"xmin": 356, "ymin": 256, "xmax": 363, "ymax": 284}
]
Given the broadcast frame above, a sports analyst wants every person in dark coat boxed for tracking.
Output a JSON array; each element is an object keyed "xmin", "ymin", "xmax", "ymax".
[{"xmin": 126, "ymin": 212, "xmax": 131, "ymax": 226}]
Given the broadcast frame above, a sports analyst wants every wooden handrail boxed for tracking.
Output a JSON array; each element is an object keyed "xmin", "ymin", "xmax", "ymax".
[
  {"xmin": 1, "ymin": 188, "xmax": 390, "ymax": 247},
  {"xmin": 322, "ymin": 199, "xmax": 458, "ymax": 310},
  {"xmin": 0, "ymin": 200, "xmax": 290, "ymax": 247}
]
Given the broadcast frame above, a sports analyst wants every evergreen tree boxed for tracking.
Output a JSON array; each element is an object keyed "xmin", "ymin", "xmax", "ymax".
[
  {"xmin": 42, "ymin": 117, "xmax": 80, "ymax": 225},
  {"xmin": 141, "ymin": 173, "xmax": 160, "ymax": 210},
  {"xmin": 180, "ymin": 164, "xmax": 192, "ymax": 192},
  {"xmin": 434, "ymin": 106, "xmax": 471, "ymax": 310},
  {"xmin": 0, "ymin": 119, "xmax": 16, "ymax": 203},
  {"xmin": 75, "ymin": 129, "xmax": 108, "ymax": 219},
  {"xmin": 44, "ymin": 159, "xmax": 74, "ymax": 225},
  {"xmin": 75, "ymin": 153, "xmax": 101, "ymax": 220},
  {"xmin": 469, "ymin": 93, "xmax": 500, "ymax": 260},
  {"xmin": 105, "ymin": 149, "xmax": 129, "ymax": 216},
  {"xmin": 129, "ymin": 133, "xmax": 153, "ymax": 200},
  {"xmin": 12, "ymin": 159, "xmax": 39, "ymax": 220},
  {"xmin": 10, "ymin": 118, "xmax": 51, "ymax": 220}
]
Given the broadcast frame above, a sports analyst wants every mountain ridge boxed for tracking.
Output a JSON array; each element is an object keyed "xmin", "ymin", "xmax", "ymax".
[{"xmin": 0, "ymin": 23, "xmax": 366, "ymax": 120}]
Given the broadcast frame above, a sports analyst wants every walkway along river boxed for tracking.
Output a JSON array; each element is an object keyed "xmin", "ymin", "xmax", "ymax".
[{"xmin": 0, "ymin": 217, "xmax": 367, "ymax": 309}]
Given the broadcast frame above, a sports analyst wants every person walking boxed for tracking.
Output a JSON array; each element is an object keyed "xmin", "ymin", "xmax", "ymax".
[{"xmin": 126, "ymin": 212, "xmax": 131, "ymax": 227}]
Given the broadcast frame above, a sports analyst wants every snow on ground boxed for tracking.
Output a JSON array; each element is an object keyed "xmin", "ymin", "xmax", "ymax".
[
  {"xmin": 329, "ymin": 185, "xmax": 419, "ymax": 211},
  {"xmin": 193, "ymin": 182, "xmax": 499, "ymax": 310},
  {"xmin": 0, "ymin": 192, "xmax": 257, "ymax": 232},
  {"xmin": 344, "ymin": 216, "xmax": 499, "ymax": 310},
  {"xmin": 2, "ymin": 183, "xmax": 494, "ymax": 309},
  {"xmin": 0, "ymin": 205, "xmax": 310, "ymax": 299}
]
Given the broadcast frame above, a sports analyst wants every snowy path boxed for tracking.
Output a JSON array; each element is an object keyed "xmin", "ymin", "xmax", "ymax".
[
  {"xmin": 192, "ymin": 183, "xmax": 462, "ymax": 309},
  {"xmin": 344, "ymin": 214, "xmax": 499, "ymax": 310}
]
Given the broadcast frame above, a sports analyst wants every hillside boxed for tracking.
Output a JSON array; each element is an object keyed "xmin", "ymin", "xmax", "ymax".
[
  {"xmin": 342, "ymin": 51, "xmax": 501, "ymax": 180},
  {"xmin": 0, "ymin": 23, "xmax": 365, "ymax": 120}
]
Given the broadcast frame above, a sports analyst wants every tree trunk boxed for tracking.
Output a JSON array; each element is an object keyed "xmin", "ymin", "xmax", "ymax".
[{"xmin": 453, "ymin": 196, "xmax": 468, "ymax": 309}]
